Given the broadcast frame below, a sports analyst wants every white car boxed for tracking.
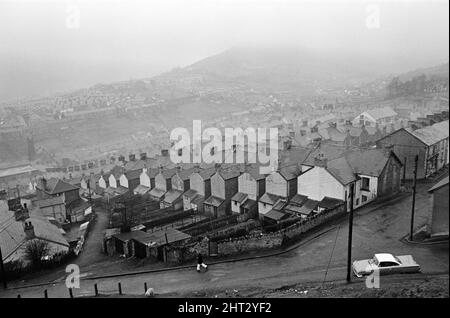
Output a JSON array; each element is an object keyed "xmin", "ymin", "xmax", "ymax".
[{"xmin": 352, "ymin": 253, "xmax": 421, "ymax": 278}]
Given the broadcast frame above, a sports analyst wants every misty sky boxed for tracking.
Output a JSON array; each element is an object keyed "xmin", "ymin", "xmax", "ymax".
[{"xmin": 0, "ymin": 0, "xmax": 448, "ymax": 101}]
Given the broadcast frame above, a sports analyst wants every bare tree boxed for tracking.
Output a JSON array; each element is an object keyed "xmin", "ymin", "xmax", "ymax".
[{"xmin": 24, "ymin": 240, "xmax": 50, "ymax": 269}]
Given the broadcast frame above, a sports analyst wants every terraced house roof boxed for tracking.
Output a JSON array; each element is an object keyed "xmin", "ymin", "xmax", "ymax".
[{"xmin": 409, "ymin": 120, "xmax": 449, "ymax": 146}]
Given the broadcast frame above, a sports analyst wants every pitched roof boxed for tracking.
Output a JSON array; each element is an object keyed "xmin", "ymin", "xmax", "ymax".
[
  {"xmin": 191, "ymin": 195, "xmax": 205, "ymax": 206},
  {"xmin": 177, "ymin": 167, "xmax": 199, "ymax": 181},
  {"xmin": 125, "ymin": 169, "xmax": 142, "ymax": 180},
  {"xmin": 319, "ymin": 197, "xmax": 345, "ymax": 209},
  {"xmin": 278, "ymin": 164, "xmax": 301, "ymax": 180},
  {"xmin": 133, "ymin": 184, "xmax": 151, "ymax": 195},
  {"xmin": 290, "ymin": 194, "xmax": 308, "ymax": 206},
  {"xmin": 149, "ymin": 187, "xmax": 166, "ymax": 199},
  {"xmin": 132, "ymin": 228, "xmax": 191, "ymax": 247},
  {"xmin": 231, "ymin": 192, "xmax": 248, "ymax": 203},
  {"xmin": 242, "ymin": 163, "xmax": 268, "ymax": 180},
  {"xmin": 429, "ymin": 175, "xmax": 449, "ymax": 193},
  {"xmin": 163, "ymin": 189, "xmax": 183, "ymax": 204},
  {"xmin": 345, "ymin": 148, "xmax": 394, "ymax": 177},
  {"xmin": 0, "ymin": 206, "xmax": 69, "ymax": 263},
  {"xmin": 410, "ymin": 121, "xmax": 449, "ymax": 146},
  {"xmin": 264, "ymin": 209, "xmax": 289, "ymax": 221},
  {"xmin": 110, "ymin": 165, "xmax": 126, "ymax": 178},
  {"xmin": 366, "ymin": 107, "xmax": 397, "ymax": 120},
  {"xmin": 216, "ymin": 165, "xmax": 241, "ymax": 180},
  {"xmin": 204, "ymin": 196, "xmax": 225, "ymax": 207},
  {"xmin": 197, "ymin": 167, "xmax": 217, "ymax": 180},
  {"xmin": 161, "ymin": 168, "xmax": 177, "ymax": 179},
  {"xmin": 326, "ymin": 157, "xmax": 357, "ymax": 185},
  {"xmin": 259, "ymin": 192, "xmax": 283, "ymax": 205},
  {"xmin": 44, "ymin": 178, "xmax": 79, "ymax": 194}
]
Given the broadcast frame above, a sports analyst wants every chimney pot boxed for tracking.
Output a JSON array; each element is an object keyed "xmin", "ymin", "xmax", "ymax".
[{"xmin": 24, "ymin": 221, "xmax": 35, "ymax": 240}]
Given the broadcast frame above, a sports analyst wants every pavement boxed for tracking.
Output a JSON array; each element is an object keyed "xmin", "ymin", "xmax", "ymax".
[{"xmin": 0, "ymin": 181, "xmax": 448, "ymax": 298}]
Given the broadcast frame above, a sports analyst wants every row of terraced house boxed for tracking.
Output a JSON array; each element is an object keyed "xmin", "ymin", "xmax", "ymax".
[{"xmin": 80, "ymin": 141, "xmax": 410, "ymax": 225}]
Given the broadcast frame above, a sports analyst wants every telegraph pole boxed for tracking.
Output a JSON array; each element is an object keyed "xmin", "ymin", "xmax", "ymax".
[
  {"xmin": 402, "ymin": 157, "xmax": 407, "ymax": 185},
  {"xmin": 87, "ymin": 179, "xmax": 94, "ymax": 213},
  {"xmin": 346, "ymin": 183, "xmax": 355, "ymax": 283},
  {"xmin": 0, "ymin": 245, "xmax": 7, "ymax": 289},
  {"xmin": 409, "ymin": 155, "xmax": 419, "ymax": 241}
]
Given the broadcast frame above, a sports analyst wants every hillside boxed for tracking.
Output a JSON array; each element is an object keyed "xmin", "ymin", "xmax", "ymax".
[{"xmin": 155, "ymin": 47, "xmax": 436, "ymax": 95}]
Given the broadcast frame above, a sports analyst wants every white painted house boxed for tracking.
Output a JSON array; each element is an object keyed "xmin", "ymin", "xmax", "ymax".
[
  {"xmin": 183, "ymin": 167, "xmax": 215, "ymax": 212},
  {"xmin": 258, "ymin": 164, "xmax": 301, "ymax": 218},
  {"xmin": 231, "ymin": 165, "xmax": 266, "ymax": 215},
  {"xmin": 352, "ymin": 107, "xmax": 397, "ymax": 127},
  {"xmin": 298, "ymin": 148, "xmax": 403, "ymax": 211}
]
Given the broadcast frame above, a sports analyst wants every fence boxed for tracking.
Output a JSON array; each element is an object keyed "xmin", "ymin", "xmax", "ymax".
[
  {"xmin": 180, "ymin": 214, "xmax": 239, "ymax": 236},
  {"xmin": 14, "ymin": 280, "xmax": 156, "ymax": 298},
  {"xmin": 165, "ymin": 201, "xmax": 347, "ymax": 262}
]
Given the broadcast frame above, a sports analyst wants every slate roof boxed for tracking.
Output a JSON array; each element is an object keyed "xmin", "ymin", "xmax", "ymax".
[
  {"xmin": 177, "ymin": 167, "xmax": 199, "ymax": 181},
  {"xmin": 242, "ymin": 163, "xmax": 268, "ymax": 180},
  {"xmin": 278, "ymin": 164, "xmax": 302, "ymax": 180},
  {"xmin": 125, "ymin": 169, "xmax": 142, "ymax": 180},
  {"xmin": 110, "ymin": 165, "xmax": 126, "ymax": 179},
  {"xmin": 297, "ymin": 199, "xmax": 319, "ymax": 215},
  {"xmin": 191, "ymin": 195, "xmax": 205, "ymax": 206},
  {"xmin": 40, "ymin": 178, "xmax": 79, "ymax": 194},
  {"xmin": 198, "ymin": 167, "xmax": 217, "ymax": 180},
  {"xmin": 204, "ymin": 196, "xmax": 225, "ymax": 207},
  {"xmin": 163, "ymin": 189, "xmax": 183, "ymax": 204},
  {"xmin": 345, "ymin": 148, "xmax": 394, "ymax": 177},
  {"xmin": 131, "ymin": 228, "xmax": 191, "ymax": 247},
  {"xmin": 319, "ymin": 197, "xmax": 345, "ymax": 209},
  {"xmin": 183, "ymin": 189, "xmax": 198, "ymax": 199},
  {"xmin": 161, "ymin": 168, "xmax": 178, "ymax": 179},
  {"xmin": 142, "ymin": 168, "xmax": 159, "ymax": 178},
  {"xmin": 272, "ymin": 199, "xmax": 288, "ymax": 211},
  {"xmin": 410, "ymin": 120, "xmax": 449, "ymax": 146},
  {"xmin": 0, "ymin": 205, "xmax": 69, "ymax": 263},
  {"xmin": 231, "ymin": 192, "xmax": 248, "ymax": 203},
  {"xmin": 149, "ymin": 187, "xmax": 166, "ymax": 199},
  {"xmin": 284, "ymin": 204, "xmax": 304, "ymax": 214},
  {"xmin": 133, "ymin": 184, "xmax": 151, "ymax": 195},
  {"xmin": 217, "ymin": 165, "xmax": 242, "ymax": 180},
  {"xmin": 327, "ymin": 157, "xmax": 357, "ymax": 185},
  {"xmin": 259, "ymin": 193, "xmax": 283, "ymax": 205},
  {"xmin": 264, "ymin": 209, "xmax": 289, "ymax": 221},
  {"xmin": 429, "ymin": 175, "xmax": 449, "ymax": 193},
  {"xmin": 290, "ymin": 194, "xmax": 308, "ymax": 206},
  {"xmin": 366, "ymin": 107, "xmax": 397, "ymax": 120}
]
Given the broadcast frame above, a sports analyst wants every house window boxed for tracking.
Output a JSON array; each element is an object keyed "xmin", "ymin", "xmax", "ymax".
[
  {"xmin": 361, "ymin": 177, "xmax": 370, "ymax": 191},
  {"xmin": 356, "ymin": 198, "xmax": 360, "ymax": 206},
  {"xmin": 362, "ymin": 195, "xmax": 368, "ymax": 203}
]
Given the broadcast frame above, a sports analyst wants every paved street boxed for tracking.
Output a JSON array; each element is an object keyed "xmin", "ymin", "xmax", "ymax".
[{"xmin": 1, "ymin": 182, "xmax": 448, "ymax": 298}]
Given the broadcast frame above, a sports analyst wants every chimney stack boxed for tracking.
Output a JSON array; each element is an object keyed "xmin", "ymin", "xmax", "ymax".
[
  {"xmin": 161, "ymin": 149, "xmax": 169, "ymax": 157},
  {"xmin": 24, "ymin": 221, "xmax": 35, "ymax": 240},
  {"xmin": 314, "ymin": 153, "xmax": 328, "ymax": 168}
]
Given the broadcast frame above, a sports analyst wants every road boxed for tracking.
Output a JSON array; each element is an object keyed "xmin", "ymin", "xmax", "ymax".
[{"xmin": 0, "ymin": 182, "xmax": 448, "ymax": 298}]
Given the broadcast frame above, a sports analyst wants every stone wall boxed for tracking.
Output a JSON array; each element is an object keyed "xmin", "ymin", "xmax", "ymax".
[
  {"xmin": 168, "ymin": 202, "xmax": 346, "ymax": 262},
  {"xmin": 217, "ymin": 232, "xmax": 283, "ymax": 256}
]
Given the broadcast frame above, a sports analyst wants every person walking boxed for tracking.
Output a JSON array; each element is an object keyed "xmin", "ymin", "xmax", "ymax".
[{"xmin": 196, "ymin": 253, "xmax": 208, "ymax": 272}]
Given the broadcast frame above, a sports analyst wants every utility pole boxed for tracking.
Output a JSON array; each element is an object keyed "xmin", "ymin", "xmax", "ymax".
[
  {"xmin": 87, "ymin": 179, "xmax": 94, "ymax": 213},
  {"xmin": 403, "ymin": 157, "xmax": 407, "ymax": 185},
  {"xmin": 409, "ymin": 155, "xmax": 419, "ymax": 241},
  {"xmin": 346, "ymin": 183, "xmax": 355, "ymax": 283},
  {"xmin": 0, "ymin": 245, "xmax": 7, "ymax": 289}
]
